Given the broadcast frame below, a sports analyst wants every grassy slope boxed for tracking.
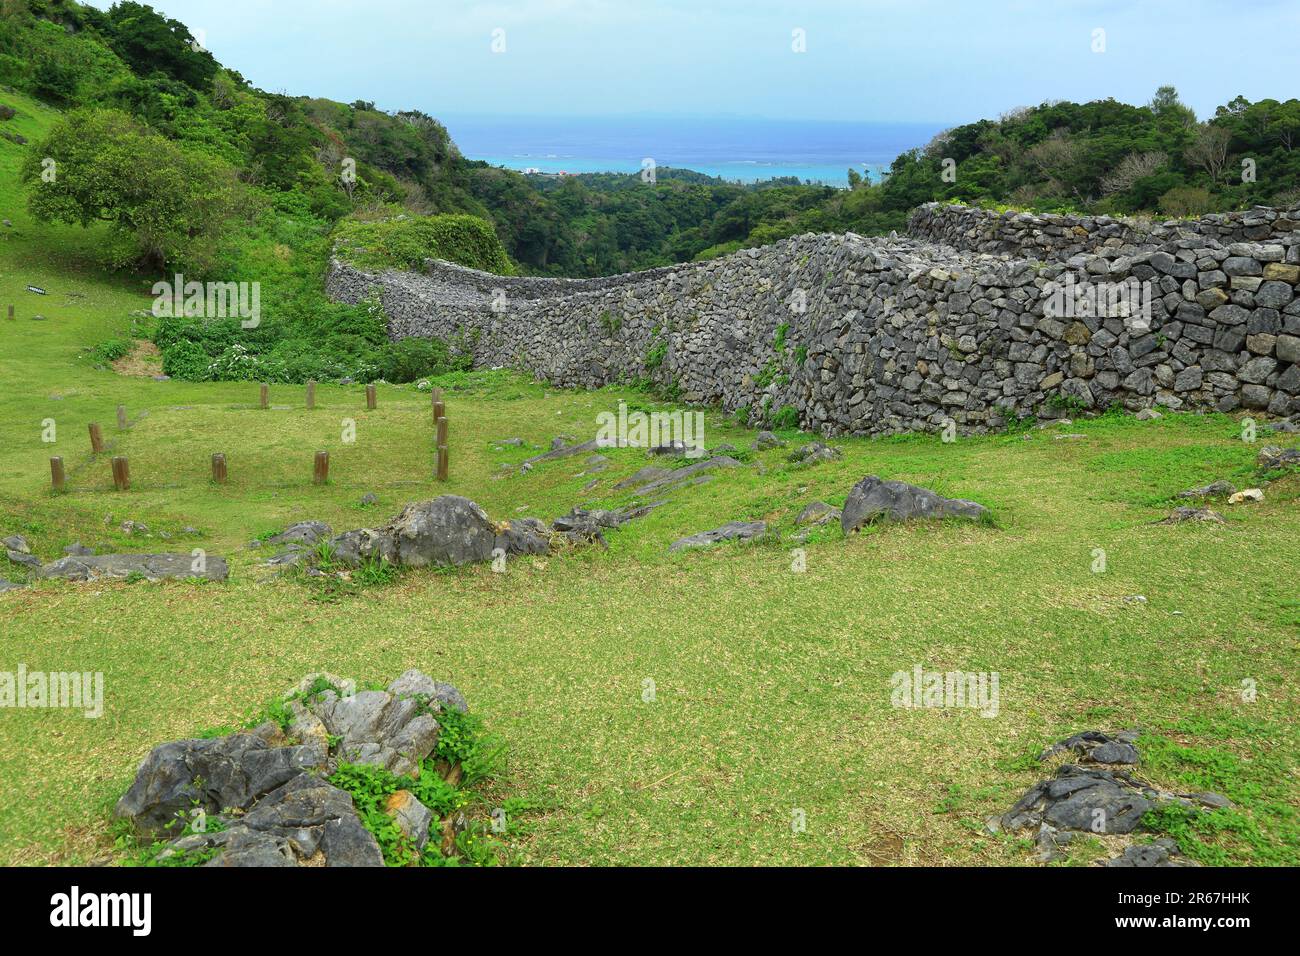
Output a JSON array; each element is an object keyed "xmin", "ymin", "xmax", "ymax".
[{"xmin": 0, "ymin": 89, "xmax": 1297, "ymax": 867}]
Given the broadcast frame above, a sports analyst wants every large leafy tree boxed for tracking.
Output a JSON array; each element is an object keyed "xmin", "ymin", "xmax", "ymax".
[{"xmin": 22, "ymin": 108, "xmax": 244, "ymax": 271}]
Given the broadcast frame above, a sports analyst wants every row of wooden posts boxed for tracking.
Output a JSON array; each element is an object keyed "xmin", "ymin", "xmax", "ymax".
[
  {"xmin": 49, "ymin": 386, "xmax": 451, "ymax": 492},
  {"xmin": 261, "ymin": 381, "xmax": 379, "ymax": 411}
]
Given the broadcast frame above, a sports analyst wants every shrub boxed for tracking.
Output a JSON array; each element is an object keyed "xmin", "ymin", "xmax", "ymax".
[
  {"xmin": 1158, "ymin": 186, "xmax": 1213, "ymax": 218},
  {"xmin": 92, "ymin": 338, "xmax": 132, "ymax": 364},
  {"xmin": 376, "ymin": 336, "xmax": 471, "ymax": 383},
  {"xmin": 333, "ymin": 213, "xmax": 514, "ymax": 275},
  {"xmin": 160, "ymin": 339, "xmax": 212, "ymax": 380}
]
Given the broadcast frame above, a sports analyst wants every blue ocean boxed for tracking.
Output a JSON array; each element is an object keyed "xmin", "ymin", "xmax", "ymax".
[{"xmin": 440, "ymin": 115, "xmax": 944, "ymax": 188}]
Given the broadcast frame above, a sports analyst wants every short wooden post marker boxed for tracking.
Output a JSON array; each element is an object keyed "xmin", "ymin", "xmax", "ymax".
[
  {"xmin": 211, "ymin": 453, "xmax": 228, "ymax": 484},
  {"xmin": 6, "ymin": 304, "xmax": 13, "ymax": 321},
  {"xmin": 259, "ymin": 383, "xmax": 269, "ymax": 409},
  {"xmin": 366, "ymin": 384, "xmax": 377, "ymax": 410},
  {"xmin": 88, "ymin": 422, "xmax": 105, "ymax": 454},
  {"xmin": 306, "ymin": 380, "xmax": 316, "ymax": 410},
  {"xmin": 111, "ymin": 456, "xmax": 130, "ymax": 491},
  {"xmin": 50, "ymin": 456, "xmax": 66, "ymax": 493},
  {"xmin": 436, "ymin": 416, "xmax": 449, "ymax": 482},
  {"xmin": 116, "ymin": 404, "xmax": 128, "ymax": 430},
  {"xmin": 313, "ymin": 450, "xmax": 330, "ymax": 485}
]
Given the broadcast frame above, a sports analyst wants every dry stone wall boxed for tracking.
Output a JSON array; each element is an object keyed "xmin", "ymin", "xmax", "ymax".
[
  {"xmin": 908, "ymin": 201, "xmax": 1300, "ymax": 260},
  {"xmin": 326, "ymin": 204, "xmax": 1300, "ymax": 437}
]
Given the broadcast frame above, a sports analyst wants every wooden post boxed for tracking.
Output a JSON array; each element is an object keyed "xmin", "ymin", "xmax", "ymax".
[
  {"xmin": 436, "ymin": 415, "xmax": 449, "ymax": 482},
  {"xmin": 306, "ymin": 380, "xmax": 316, "ymax": 410},
  {"xmin": 88, "ymin": 422, "xmax": 105, "ymax": 454},
  {"xmin": 50, "ymin": 456, "xmax": 65, "ymax": 493},
  {"xmin": 313, "ymin": 450, "xmax": 329, "ymax": 485},
  {"xmin": 111, "ymin": 456, "xmax": 130, "ymax": 491},
  {"xmin": 431, "ymin": 387, "xmax": 442, "ymax": 414},
  {"xmin": 211, "ymin": 453, "xmax": 227, "ymax": 484},
  {"xmin": 6, "ymin": 305, "xmax": 13, "ymax": 321},
  {"xmin": 259, "ymin": 383, "xmax": 269, "ymax": 409},
  {"xmin": 366, "ymin": 384, "xmax": 377, "ymax": 410},
  {"xmin": 116, "ymin": 404, "xmax": 128, "ymax": 430}
]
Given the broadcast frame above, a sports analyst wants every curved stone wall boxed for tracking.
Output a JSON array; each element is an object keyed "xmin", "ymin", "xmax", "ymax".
[
  {"xmin": 908, "ymin": 201, "xmax": 1300, "ymax": 261},
  {"xmin": 326, "ymin": 207, "xmax": 1300, "ymax": 437}
]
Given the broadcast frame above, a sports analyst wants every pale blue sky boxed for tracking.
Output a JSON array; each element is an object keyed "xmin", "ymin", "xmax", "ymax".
[{"xmin": 88, "ymin": 0, "xmax": 1299, "ymax": 124}]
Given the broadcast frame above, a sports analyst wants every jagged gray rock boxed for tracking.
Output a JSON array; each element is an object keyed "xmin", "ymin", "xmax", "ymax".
[
  {"xmin": 1039, "ymin": 729, "xmax": 1140, "ymax": 765},
  {"xmin": 114, "ymin": 728, "xmax": 328, "ymax": 836},
  {"xmin": 1177, "ymin": 480, "xmax": 1236, "ymax": 499},
  {"xmin": 995, "ymin": 765, "xmax": 1154, "ymax": 835},
  {"xmin": 669, "ymin": 521, "xmax": 768, "ymax": 552},
  {"xmin": 266, "ymin": 522, "xmax": 332, "ymax": 548},
  {"xmin": 40, "ymin": 553, "xmax": 229, "ymax": 582},
  {"xmin": 841, "ymin": 476, "xmax": 988, "ymax": 532},
  {"xmin": 1158, "ymin": 506, "xmax": 1224, "ymax": 524},
  {"xmin": 795, "ymin": 501, "xmax": 841, "ymax": 527},
  {"xmin": 1258, "ymin": 445, "xmax": 1300, "ymax": 469},
  {"xmin": 310, "ymin": 689, "xmax": 440, "ymax": 777},
  {"xmin": 118, "ymin": 671, "xmax": 469, "ymax": 867},
  {"xmin": 1104, "ymin": 838, "xmax": 1201, "ymax": 868},
  {"xmin": 788, "ymin": 441, "xmax": 842, "ymax": 465}
]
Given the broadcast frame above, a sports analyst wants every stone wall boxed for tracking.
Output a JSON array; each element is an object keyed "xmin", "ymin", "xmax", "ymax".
[
  {"xmin": 326, "ymin": 207, "xmax": 1300, "ymax": 437},
  {"xmin": 908, "ymin": 201, "xmax": 1300, "ymax": 261}
]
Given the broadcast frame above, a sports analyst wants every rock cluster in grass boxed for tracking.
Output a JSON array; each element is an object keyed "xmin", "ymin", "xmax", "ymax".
[
  {"xmin": 989, "ymin": 729, "xmax": 1231, "ymax": 867},
  {"xmin": 670, "ymin": 473, "xmax": 990, "ymax": 553},
  {"xmin": 2, "ymin": 532, "xmax": 228, "ymax": 589},
  {"xmin": 114, "ymin": 670, "xmax": 467, "ymax": 867},
  {"xmin": 327, "ymin": 202, "xmax": 1300, "ymax": 439},
  {"xmin": 261, "ymin": 490, "xmax": 672, "ymax": 574}
]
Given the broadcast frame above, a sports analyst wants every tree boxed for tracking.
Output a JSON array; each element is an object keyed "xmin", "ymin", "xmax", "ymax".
[
  {"xmin": 104, "ymin": 2, "xmax": 219, "ymax": 91},
  {"xmin": 1186, "ymin": 123, "xmax": 1232, "ymax": 182},
  {"xmin": 1268, "ymin": 101, "xmax": 1300, "ymax": 151},
  {"xmin": 1100, "ymin": 151, "xmax": 1168, "ymax": 195},
  {"xmin": 22, "ymin": 109, "xmax": 244, "ymax": 272}
]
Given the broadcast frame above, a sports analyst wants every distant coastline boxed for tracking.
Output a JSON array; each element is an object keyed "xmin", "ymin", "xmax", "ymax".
[{"xmin": 441, "ymin": 114, "xmax": 945, "ymax": 187}]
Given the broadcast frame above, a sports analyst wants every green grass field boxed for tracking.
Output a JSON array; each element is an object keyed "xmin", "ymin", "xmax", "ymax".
[{"xmin": 1, "ymin": 89, "xmax": 1297, "ymax": 867}]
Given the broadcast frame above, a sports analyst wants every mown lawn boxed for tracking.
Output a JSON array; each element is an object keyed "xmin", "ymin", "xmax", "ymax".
[{"xmin": 1, "ymin": 88, "xmax": 1296, "ymax": 867}]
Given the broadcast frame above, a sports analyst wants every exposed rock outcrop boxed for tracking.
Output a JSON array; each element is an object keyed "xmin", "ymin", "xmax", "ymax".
[
  {"xmin": 115, "ymin": 671, "xmax": 470, "ymax": 868},
  {"xmin": 840, "ymin": 476, "xmax": 988, "ymax": 532}
]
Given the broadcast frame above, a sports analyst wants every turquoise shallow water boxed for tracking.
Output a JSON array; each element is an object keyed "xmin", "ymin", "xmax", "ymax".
[{"xmin": 445, "ymin": 114, "xmax": 943, "ymax": 187}]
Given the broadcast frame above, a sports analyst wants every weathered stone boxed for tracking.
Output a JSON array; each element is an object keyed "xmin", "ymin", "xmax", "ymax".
[
  {"xmin": 41, "ymin": 553, "xmax": 229, "ymax": 582},
  {"xmin": 114, "ymin": 734, "xmax": 328, "ymax": 836},
  {"xmin": 310, "ymin": 689, "xmax": 440, "ymax": 777},
  {"xmin": 1158, "ymin": 506, "xmax": 1224, "ymax": 524},
  {"xmin": 1104, "ymin": 838, "xmax": 1201, "ymax": 868},
  {"xmin": 841, "ymin": 476, "xmax": 988, "ymax": 532},
  {"xmin": 669, "ymin": 521, "xmax": 768, "ymax": 552},
  {"xmin": 266, "ymin": 522, "xmax": 332, "ymax": 548},
  {"xmin": 795, "ymin": 501, "xmax": 841, "ymax": 527},
  {"xmin": 1178, "ymin": 479, "xmax": 1236, "ymax": 499}
]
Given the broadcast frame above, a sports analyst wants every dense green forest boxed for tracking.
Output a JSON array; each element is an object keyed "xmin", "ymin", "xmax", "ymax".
[{"xmin": 4, "ymin": 0, "xmax": 1299, "ymax": 384}]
